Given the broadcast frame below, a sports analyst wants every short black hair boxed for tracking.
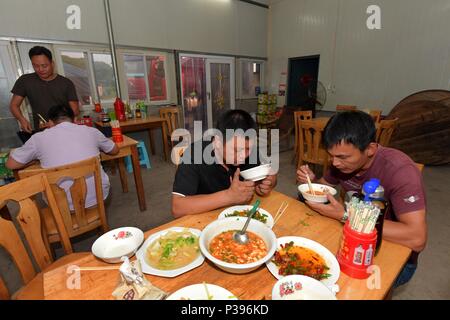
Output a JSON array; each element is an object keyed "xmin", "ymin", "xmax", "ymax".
[
  {"xmin": 323, "ymin": 111, "xmax": 376, "ymax": 151},
  {"xmin": 47, "ymin": 104, "xmax": 75, "ymax": 123},
  {"xmin": 216, "ymin": 109, "xmax": 257, "ymax": 141},
  {"xmin": 28, "ymin": 46, "xmax": 53, "ymax": 61}
]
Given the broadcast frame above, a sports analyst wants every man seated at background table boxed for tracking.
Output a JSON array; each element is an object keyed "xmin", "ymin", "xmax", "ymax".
[
  {"xmin": 172, "ymin": 109, "xmax": 277, "ymax": 218},
  {"xmin": 297, "ymin": 111, "xmax": 427, "ymax": 287},
  {"xmin": 6, "ymin": 104, "xmax": 119, "ymax": 209}
]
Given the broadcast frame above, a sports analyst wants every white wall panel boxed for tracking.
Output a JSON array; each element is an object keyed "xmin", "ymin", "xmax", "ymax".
[
  {"xmin": 0, "ymin": 0, "xmax": 268, "ymax": 58},
  {"xmin": 0, "ymin": 0, "xmax": 109, "ymax": 44},
  {"xmin": 268, "ymin": 0, "xmax": 450, "ymax": 114}
]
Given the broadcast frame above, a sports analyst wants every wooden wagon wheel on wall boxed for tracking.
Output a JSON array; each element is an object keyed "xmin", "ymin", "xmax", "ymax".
[{"xmin": 387, "ymin": 90, "xmax": 450, "ymax": 165}]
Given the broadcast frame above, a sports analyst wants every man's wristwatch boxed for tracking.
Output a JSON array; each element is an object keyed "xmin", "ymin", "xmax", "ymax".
[{"xmin": 340, "ymin": 211, "xmax": 349, "ymax": 223}]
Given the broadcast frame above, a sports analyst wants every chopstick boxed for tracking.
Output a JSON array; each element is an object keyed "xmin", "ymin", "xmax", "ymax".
[
  {"xmin": 306, "ymin": 173, "xmax": 316, "ymax": 196},
  {"xmin": 273, "ymin": 201, "xmax": 289, "ymax": 226},
  {"xmin": 77, "ymin": 266, "xmax": 121, "ymax": 271},
  {"xmin": 37, "ymin": 113, "xmax": 47, "ymax": 123}
]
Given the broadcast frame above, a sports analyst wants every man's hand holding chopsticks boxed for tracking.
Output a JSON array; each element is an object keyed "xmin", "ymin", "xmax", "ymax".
[
  {"xmin": 296, "ymin": 164, "xmax": 316, "ymax": 184},
  {"xmin": 305, "ymin": 189, "xmax": 345, "ymax": 221}
]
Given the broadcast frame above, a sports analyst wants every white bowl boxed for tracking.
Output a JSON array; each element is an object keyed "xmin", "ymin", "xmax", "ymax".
[
  {"xmin": 272, "ymin": 275, "xmax": 337, "ymax": 300},
  {"xmin": 92, "ymin": 227, "xmax": 144, "ymax": 263},
  {"xmin": 240, "ymin": 164, "xmax": 271, "ymax": 181},
  {"xmin": 298, "ymin": 183, "xmax": 337, "ymax": 203},
  {"xmin": 199, "ymin": 217, "xmax": 277, "ymax": 274}
]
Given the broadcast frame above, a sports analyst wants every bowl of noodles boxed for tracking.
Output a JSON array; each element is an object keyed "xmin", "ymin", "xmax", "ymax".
[
  {"xmin": 199, "ymin": 217, "xmax": 277, "ymax": 274},
  {"xmin": 298, "ymin": 183, "xmax": 337, "ymax": 203},
  {"xmin": 136, "ymin": 227, "xmax": 205, "ymax": 277}
]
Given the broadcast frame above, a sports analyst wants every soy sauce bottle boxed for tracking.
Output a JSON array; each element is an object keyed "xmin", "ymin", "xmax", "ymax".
[
  {"xmin": 101, "ymin": 113, "xmax": 112, "ymax": 137},
  {"xmin": 354, "ymin": 178, "xmax": 390, "ymax": 256}
]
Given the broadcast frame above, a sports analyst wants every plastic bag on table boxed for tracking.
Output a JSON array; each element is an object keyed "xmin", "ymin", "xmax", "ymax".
[{"xmin": 112, "ymin": 257, "xmax": 167, "ymax": 300}]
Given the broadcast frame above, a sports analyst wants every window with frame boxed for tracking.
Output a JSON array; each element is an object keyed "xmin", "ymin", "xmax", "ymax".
[
  {"xmin": 58, "ymin": 48, "xmax": 117, "ymax": 106},
  {"xmin": 123, "ymin": 53, "xmax": 168, "ymax": 104},
  {"xmin": 239, "ymin": 59, "xmax": 264, "ymax": 99}
]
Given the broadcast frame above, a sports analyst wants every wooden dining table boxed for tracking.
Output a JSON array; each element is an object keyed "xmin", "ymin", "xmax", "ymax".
[
  {"xmin": 95, "ymin": 116, "xmax": 169, "ymax": 161},
  {"xmin": 100, "ymin": 135, "xmax": 146, "ymax": 211},
  {"xmin": 33, "ymin": 190, "xmax": 411, "ymax": 300}
]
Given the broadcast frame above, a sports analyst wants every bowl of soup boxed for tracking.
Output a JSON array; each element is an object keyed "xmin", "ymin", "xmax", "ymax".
[
  {"xmin": 199, "ymin": 217, "xmax": 277, "ymax": 274},
  {"xmin": 298, "ymin": 183, "xmax": 337, "ymax": 203}
]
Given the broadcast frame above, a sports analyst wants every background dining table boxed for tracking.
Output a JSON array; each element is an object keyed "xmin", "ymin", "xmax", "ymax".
[
  {"xmin": 28, "ymin": 190, "xmax": 411, "ymax": 300},
  {"xmin": 95, "ymin": 116, "xmax": 169, "ymax": 161}
]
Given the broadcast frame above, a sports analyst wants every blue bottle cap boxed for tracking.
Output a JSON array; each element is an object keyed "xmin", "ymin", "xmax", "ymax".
[{"xmin": 362, "ymin": 178, "xmax": 380, "ymax": 202}]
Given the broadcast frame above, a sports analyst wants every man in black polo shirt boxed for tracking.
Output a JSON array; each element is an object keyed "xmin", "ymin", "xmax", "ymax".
[{"xmin": 172, "ymin": 110, "xmax": 277, "ymax": 218}]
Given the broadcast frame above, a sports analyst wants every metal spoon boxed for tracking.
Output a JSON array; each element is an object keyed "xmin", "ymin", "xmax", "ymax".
[{"xmin": 233, "ymin": 200, "xmax": 261, "ymax": 245}]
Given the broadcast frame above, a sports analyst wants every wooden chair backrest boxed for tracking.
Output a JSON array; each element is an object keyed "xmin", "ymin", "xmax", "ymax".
[
  {"xmin": 368, "ymin": 109, "xmax": 382, "ymax": 123},
  {"xmin": 376, "ymin": 118, "xmax": 398, "ymax": 146},
  {"xmin": 159, "ymin": 106, "xmax": 181, "ymax": 135},
  {"xmin": 298, "ymin": 119, "xmax": 328, "ymax": 166},
  {"xmin": 0, "ymin": 174, "xmax": 72, "ymax": 299},
  {"xmin": 336, "ymin": 104, "xmax": 357, "ymax": 112},
  {"xmin": 415, "ymin": 162, "xmax": 424, "ymax": 173},
  {"xmin": 293, "ymin": 110, "xmax": 313, "ymax": 155},
  {"xmin": 18, "ymin": 157, "xmax": 107, "ymax": 239}
]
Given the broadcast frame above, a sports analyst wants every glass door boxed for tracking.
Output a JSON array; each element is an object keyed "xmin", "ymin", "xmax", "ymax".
[
  {"xmin": 206, "ymin": 57, "xmax": 235, "ymax": 129},
  {"xmin": 179, "ymin": 55, "xmax": 207, "ymax": 139},
  {"xmin": 179, "ymin": 54, "xmax": 235, "ymax": 139}
]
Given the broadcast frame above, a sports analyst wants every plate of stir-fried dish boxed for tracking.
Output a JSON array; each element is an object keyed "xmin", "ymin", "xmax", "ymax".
[
  {"xmin": 266, "ymin": 236, "xmax": 340, "ymax": 286},
  {"xmin": 218, "ymin": 205, "xmax": 274, "ymax": 228}
]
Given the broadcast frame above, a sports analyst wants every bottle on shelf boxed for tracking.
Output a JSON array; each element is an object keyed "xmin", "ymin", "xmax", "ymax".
[
  {"xmin": 135, "ymin": 106, "xmax": 142, "ymax": 119},
  {"xmin": 114, "ymin": 97, "xmax": 126, "ymax": 121}
]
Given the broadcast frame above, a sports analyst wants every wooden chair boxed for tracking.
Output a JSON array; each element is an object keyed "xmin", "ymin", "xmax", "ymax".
[
  {"xmin": 376, "ymin": 118, "xmax": 398, "ymax": 146},
  {"xmin": 415, "ymin": 162, "xmax": 424, "ymax": 173},
  {"xmin": 18, "ymin": 157, "xmax": 108, "ymax": 246},
  {"xmin": 0, "ymin": 173, "xmax": 75, "ymax": 299},
  {"xmin": 368, "ymin": 109, "xmax": 382, "ymax": 123},
  {"xmin": 336, "ymin": 105, "xmax": 357, "ymax": 112},
  {"xmin": 293, "ymin": 110, "xmax": 313, "ymax": 163},
  {"xmin": 297, "ymin": 119, "xmax": 329, "ymax": 176},
  {"xmin": 159, "ymin": 106, "xmax": 189, "ymax": 148}
]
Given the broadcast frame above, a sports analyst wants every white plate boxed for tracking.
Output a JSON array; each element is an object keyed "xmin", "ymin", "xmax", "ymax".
[
  {"xmin": 272, "ymin": 275, "xmax": 337, "ymax": 300},
  {"xmin": 266, "ymin": 236, "xmax": 340, "ymax": 286},
  {"xmin": 218, "ymin": 205, "xmax": 274, "ymax": 228},
  {"xmin": 166, "ymin": 283, "xmax": 238, "ymax": 300},
  {"xmin": 136, "ymin": 227, "xmax": 204, "ymax": 277}
]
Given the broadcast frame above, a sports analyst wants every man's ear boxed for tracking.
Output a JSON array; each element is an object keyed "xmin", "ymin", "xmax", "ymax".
[
  {"xmin": 366, "ymin": 142, "xmax": 378, "ymax": 157},
  {"xmin": 48, "ymin": 120, "xmax": 56, "ymax": 127}
]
